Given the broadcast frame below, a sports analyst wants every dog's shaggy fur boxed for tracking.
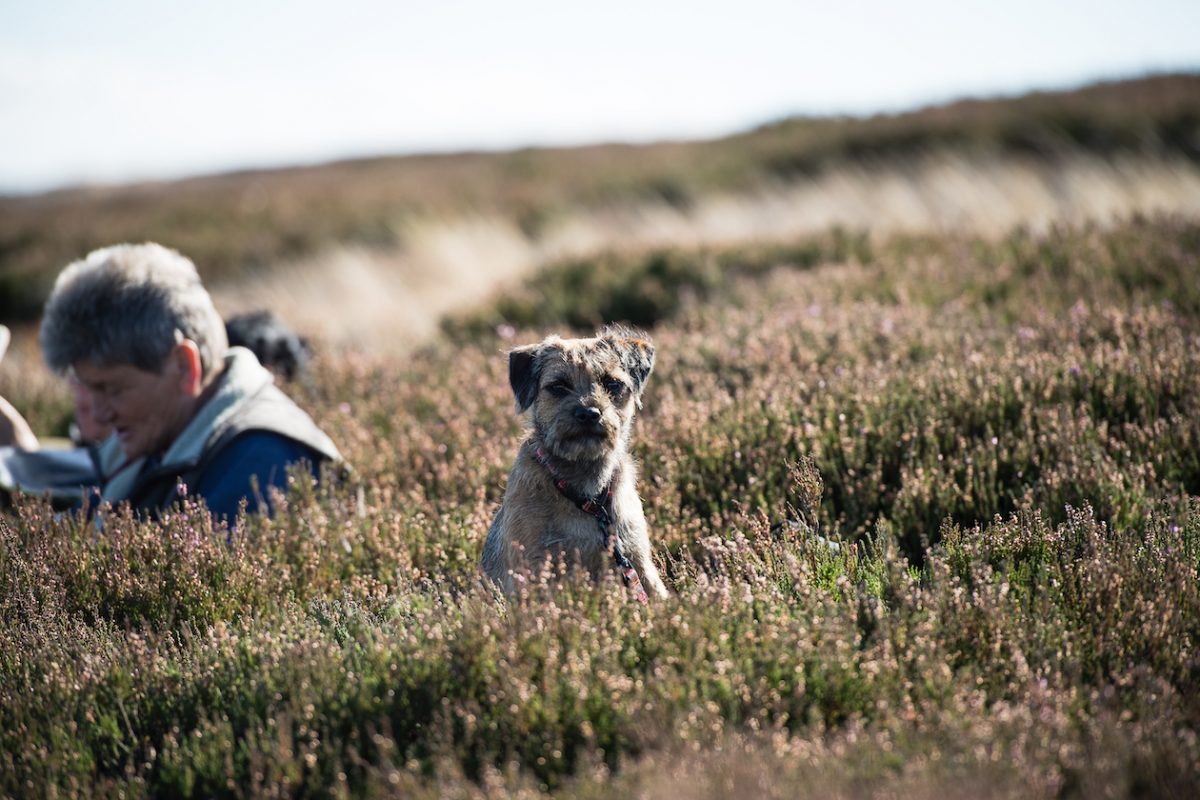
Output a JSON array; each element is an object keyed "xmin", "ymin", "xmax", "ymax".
[{"xmin": 481, "ymin": 326, "xmax": 668, "ymax": 599}]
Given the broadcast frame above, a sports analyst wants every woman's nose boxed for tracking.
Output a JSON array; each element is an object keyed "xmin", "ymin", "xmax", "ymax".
[{"xmin": 90, "ymin": 394, "xmax": 115, "ymax": 423}]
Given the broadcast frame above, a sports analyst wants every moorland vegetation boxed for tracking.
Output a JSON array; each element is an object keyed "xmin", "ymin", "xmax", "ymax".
[
  {"xmin": 1, "ymin": 75, "xmax": 1199, "ymax": 797},
  {"xmin": 2, "ymin": 73, "xmax": 1199, "ymax": 323}
]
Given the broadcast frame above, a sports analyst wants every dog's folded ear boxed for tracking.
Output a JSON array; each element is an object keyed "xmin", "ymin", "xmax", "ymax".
[
  {"xmin": 508, "ymin": 343, "xmax": 543, "ymax": 412},
  {"xmin": 604, "ymin": 327, "xmax": 655, "ymax": 394}
]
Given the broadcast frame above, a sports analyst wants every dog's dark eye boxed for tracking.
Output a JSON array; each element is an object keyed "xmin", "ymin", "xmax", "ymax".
[
  {"xmin": 544, "ymin": 382, "xmax": 572, "ymax": 398},
  {"xmin": 602, "ymin": 377, "xmax": 627, "ymax": 398}
]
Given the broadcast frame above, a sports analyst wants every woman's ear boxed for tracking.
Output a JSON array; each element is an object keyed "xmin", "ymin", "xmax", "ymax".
[{"xmin": 170, "ymin": 339, "xmax": 205, "ymax": 396}]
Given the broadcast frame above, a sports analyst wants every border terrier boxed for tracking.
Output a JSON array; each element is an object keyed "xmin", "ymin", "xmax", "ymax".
[{"xmin": 482, "ymin": 325, "xmax": 668, "ymax": 601}]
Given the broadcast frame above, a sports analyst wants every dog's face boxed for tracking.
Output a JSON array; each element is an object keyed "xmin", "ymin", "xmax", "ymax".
[{"xmin": 509, "ymin": 327, "xmax": 655, "ymax": 462}]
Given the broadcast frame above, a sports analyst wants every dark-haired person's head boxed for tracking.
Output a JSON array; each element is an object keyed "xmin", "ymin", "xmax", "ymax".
[{"xmin": 225, "ymin": 310, "xmax": 311, "ymax": 382}]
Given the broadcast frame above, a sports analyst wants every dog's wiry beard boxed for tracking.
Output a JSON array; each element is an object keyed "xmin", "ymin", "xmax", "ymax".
[{"xmin": 532, "ymin": 411, "xmax": 627, "ymax": 496}]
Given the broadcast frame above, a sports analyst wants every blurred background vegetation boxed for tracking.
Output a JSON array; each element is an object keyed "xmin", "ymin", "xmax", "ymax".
[{"xmin": 3, "ymin": 74, "xmax": 1198, "ymax": 329}]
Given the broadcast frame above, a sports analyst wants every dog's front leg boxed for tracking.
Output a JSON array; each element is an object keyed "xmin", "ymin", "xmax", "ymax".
[{"xmin": 618, "ymin": 520, "xmax": 669, "ymax": 599}]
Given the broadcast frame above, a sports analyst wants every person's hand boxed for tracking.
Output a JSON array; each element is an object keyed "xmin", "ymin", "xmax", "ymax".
[
  {"xmin": 0, "ymin": 326, "xmax": 39, "ymax": 449},
  {"xmin": 0, "ymin": 395, "xmax": 38, "ymax": 450}
]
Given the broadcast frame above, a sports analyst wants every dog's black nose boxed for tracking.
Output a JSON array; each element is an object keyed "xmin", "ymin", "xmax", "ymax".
[{"xmin": 573, "ymin": 405, "xmax": 602, "ymax": 424}]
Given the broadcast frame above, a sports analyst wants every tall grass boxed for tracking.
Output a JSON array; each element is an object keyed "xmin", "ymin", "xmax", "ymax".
[{"xmin": 1, "ymin": 215, "xmax": 1198, "ymax": 796}]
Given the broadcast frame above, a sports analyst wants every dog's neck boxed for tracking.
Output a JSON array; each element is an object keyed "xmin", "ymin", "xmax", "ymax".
[{"xmin": 524, "ymin": 436, "xmax": 622, "ymax": 499}]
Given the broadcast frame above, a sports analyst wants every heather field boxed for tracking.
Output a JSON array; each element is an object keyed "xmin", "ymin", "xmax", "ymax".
[
  {"xmin": 3, "ymin": 75, "xmax": 1200, "ymax": 798},
  {"xmin": 2, "ymin": 213, "xmax": 1199, "ymax": 798}
]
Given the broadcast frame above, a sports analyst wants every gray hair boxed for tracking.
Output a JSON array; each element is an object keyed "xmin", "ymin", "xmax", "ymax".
[{"xmin": 40, "ymin": 243, "xmax": 228, "ymax": 378}]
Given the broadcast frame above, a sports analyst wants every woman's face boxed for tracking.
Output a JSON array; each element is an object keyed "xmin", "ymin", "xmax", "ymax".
[{"xmin": 71, "ymin": 356, "xmax": 196, "ymax": 461}]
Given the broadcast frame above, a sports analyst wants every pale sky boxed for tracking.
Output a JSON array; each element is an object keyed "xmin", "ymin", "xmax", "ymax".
[{"xmin": 1, "ymin": 0, "xmax": 1197, "ymax": 194}]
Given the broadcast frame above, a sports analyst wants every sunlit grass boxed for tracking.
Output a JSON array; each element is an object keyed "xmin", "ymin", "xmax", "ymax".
[{"xmin": 1, "ymin": 214, "xmax": 1198, "ymax": 796}]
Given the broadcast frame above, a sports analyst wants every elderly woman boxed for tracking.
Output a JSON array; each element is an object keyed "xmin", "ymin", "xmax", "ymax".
[{"xmin": 37, "ymin": 242, "xmax": 342, "ymax": 520}]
